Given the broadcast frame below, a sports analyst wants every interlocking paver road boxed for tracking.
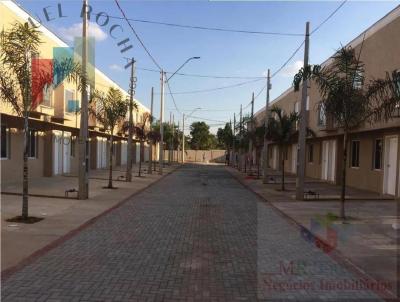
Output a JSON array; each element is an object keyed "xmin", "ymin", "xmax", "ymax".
[{"xmin": 2, "ymin": 165, "xmax": 383, "ymax": 301}]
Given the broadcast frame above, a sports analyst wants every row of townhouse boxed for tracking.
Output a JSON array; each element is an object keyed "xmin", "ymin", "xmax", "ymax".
[
  {"xmin": 0, "ymin": 1, "xmax": 155, "ymax": 185},
  {"xmin": 253, "ymin": 5, "xmax": 400, "ymax": 197}
]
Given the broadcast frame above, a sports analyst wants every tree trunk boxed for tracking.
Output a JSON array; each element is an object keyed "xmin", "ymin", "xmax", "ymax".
[
  {"xmin": 22, "ymin": 116, "xmax": 29, "ymax": 220},
  {"xmin": 108, "ymin": 133, "xmax": 113, "ymax": 188},
  {"xmin": 281, "ymin": 149, "xmax": 285, "ymax": 191},
  {"xmin": 340, "ymin": 132, "xmax": 348, "ymax": 220}
]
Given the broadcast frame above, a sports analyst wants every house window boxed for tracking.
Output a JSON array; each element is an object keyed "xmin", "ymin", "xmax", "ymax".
[
  {"xmin": 1, "ymin": 125, "xmax": 10, "ymax": 159},
  {"xmin": 65, "ymin": 89, "xmax": 75, "ymax": 112},
  {"xmin": 351, "ymin": 140, "xmax": 360, "ymax": 168},
  {"xmin": 70, "ymin": 136, "xmax": 76, "ymax": 157},
  {"xmin": 28, "ymin": 129, "xmax": 38, "ymax": 158},
  {"xmin": 353, "ymin": 70, "xmax": 363, "ymax": 89},
  {"xmin": 308, "ymin": 144, "xmax": 314, "ymax": 163},
  {"xmin": 373, "ymin": 139, "xmax": 383, "ymax": 170},
  {"xmin": 294, "ymin": 101, "xmax": 299, "ymax": 113},
  {"xmin": 42, "ymin": 84, "xmax": 53, "ymax": 107},
  {"xmin": 317, "ymin": 103, "xmax": 326, "ymax": 126}
]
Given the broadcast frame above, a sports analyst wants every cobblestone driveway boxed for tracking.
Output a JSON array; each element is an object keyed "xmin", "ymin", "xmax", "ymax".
[{"xmin": 2, "ymin": 165, "xmax": 382, "ymax": 301}]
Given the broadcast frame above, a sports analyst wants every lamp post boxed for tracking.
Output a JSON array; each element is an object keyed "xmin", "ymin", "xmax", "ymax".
[
  {"xmin": 159, "ymin": 56, "xmax": 200, "ymax": 174},
  {"xmin": 182, "ymin": 107, "xmax": 202, "ymax": 163}
]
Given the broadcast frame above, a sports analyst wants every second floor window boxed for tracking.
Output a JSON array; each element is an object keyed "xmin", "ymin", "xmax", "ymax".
[
  {"xmin": 351, "ymin": 140, "xmax": 360, "ymax": 168},
  {"xmin": 65, "ymin": 89, "xmax": 75, "ymax": 113},
  {"xmin": 353, "ymin": 70, "xmax": 364, "ymax": 89},
  {"xmin": 318, "ymin": 103, "xmax": 326, "ymax": 126},
  {"xmin": 42, "ymin": 84, "xmax": 53, "ymax": 107}
]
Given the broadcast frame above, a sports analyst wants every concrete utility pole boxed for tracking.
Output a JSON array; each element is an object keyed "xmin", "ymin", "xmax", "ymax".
[
  {"xmin": 182, "ymin": 113, "xmax": 185, "ymax": 163},
  {"xmin": 126, "ymin": 58, "xmax": 136, "ymax": 181},
  {"xmin": 233, "ymin": 113, "xmax": 236, "ymax": 166},
  {"xmin": 296, "ymin": 22, "xmax": 310, "ymax": 200},
  {"xmin": 78, "ymin": 0, "xmax": 89, "ymax": 200},
  {"xmin": 159, "ymin": 71, "xmax": 165, "ymax": 175},
  {"xmin": 168, "ymin": 111, "xmax": 173, "ymax": 164},
  {"xmin": 249, "ymin": 92, "xmax": 254, "ymax": 170},
  {"xmin": 239, "ymin": 104, "xmax": 243, "ymax": 170},
  {"xmin": 172, "ymin": 114, "xmax": 175, "ymax": 162},
  {"xmin": 263, "ymin": 69, "xmax": 271, "ymax": 184},
  {"xmin": 177, "ymin": 120, "xmax": 180, "ymax": 162},
  {"xmin": 148, "ymin": 87, "xmax": 154, "ymax": 174}
]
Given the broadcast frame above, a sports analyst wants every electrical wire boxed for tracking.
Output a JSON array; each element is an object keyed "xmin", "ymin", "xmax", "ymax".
[
  {"xmin": 114, "ymin": 0, "xmax": 162, "ymax": 71},
  {"xmin": 100, "ymin": 14, "xmax": 304, "ymax": 37},
  {"xmin": 137, "ymin": 67, "xmax": 265, "ymax": 79},
  {"xmin": 165, "ymin": 79, "xmax": 181, "ymax": 114},
  {"xmin": 186, "ymin": 115, "xmax": 226, "ymax": 123},
  {"xmin": 166, "ymin": 78, "xmax": 263, "ymax": 95},
  {"xmin": 311, "ymin": 0, "xmax": 348, "ymax": 35}
]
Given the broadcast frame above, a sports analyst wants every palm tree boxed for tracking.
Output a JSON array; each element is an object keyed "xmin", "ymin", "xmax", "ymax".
[
  {"xmin": 294, "ymin": 46, "xmax": 400, "ymax": 219},
  {"xmin": 90, "ymin": 88, "xmax": 128, "ymax": 188},
  {"xmin": 134, "ymin": 112, "xmax": 150, "ymax": 177},
  {"xmin": 265, "ymin": 106, "xmax": 298, "ymax": 191},
  {"xmin": 0, "ymin": 22, "xmax": 80, "ymax": 221}
]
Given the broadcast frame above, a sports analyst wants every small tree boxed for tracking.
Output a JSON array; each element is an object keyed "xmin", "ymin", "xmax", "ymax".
[
  {"xmin": 90, "ymin": 87, "xmax": 128, "ymax": 188},
  {"xmin": 0, "ymin": 22, "xmax": 80, "ymax": 220},
  {"xmin": 265, "ymin": 106, "xmax": 298, "ymax": 191},
  {"xmin": 134, "ymin": 112, "xmax": 150, "ymax": 177},
  {"xmin": 294, "ymin": 46, "xmax": 400, "ymax": 219},
  {"xmin": 217, "ymin": 123, "xmax": 233, "ymax": 151}
]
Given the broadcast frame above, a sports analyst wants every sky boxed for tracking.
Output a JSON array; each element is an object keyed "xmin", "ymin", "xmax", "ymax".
[{"xmin": 18, "ymin": 0, "xmax": 400, "ymax": 133}]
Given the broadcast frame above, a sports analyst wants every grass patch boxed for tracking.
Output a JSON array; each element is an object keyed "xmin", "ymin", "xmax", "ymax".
[{"xmin": 6, "ymin": 216, "xmax": 44, "ymax": 224}]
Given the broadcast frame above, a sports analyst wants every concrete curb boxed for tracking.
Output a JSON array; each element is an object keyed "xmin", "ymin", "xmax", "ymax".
[
  {"xmin": 1, "ymin": 165, "xmax": 182, "ymax": 281},
  {"xmin": 226, "ymin": 166, "xmax": 398, "ymax": 302}
]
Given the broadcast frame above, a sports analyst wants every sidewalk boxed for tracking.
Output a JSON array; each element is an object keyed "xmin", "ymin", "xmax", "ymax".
[
  {"xmin": 1, "ymin": 163, "xmax": 180, "ymax": 272},
  {"xmin": 227, "ymin": 166, "xmax": 399, "ymax": 298}
]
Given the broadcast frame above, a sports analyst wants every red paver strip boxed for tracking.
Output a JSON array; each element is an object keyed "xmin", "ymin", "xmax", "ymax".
[
  {"xmin": 1, "ymin": 165, "xmax": 181, "ymax": 281},
  {"xmin": 225, "ymin": 166, "xmax": 398, "ymax": 302}
]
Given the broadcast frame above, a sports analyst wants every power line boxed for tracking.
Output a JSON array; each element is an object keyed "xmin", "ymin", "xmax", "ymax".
[
  {"xmin": 187, "ymin": 115, "xmax": 226, "ymax": 123},
  {"xmin": 311, "ymin": 0, "xmax": 348, "ymax": 35},
  {"xmin": 165, "ymin": 78, "xmax": 263, "ymax": 95},
  {"xmin": 137, "ymin": 67, "xmax": 265, "ymax": 79},
  {"xmin": 100, "ymin": 14, "xmax": 304, "ymax": 37},
  {"xmin": 270, "ymin": 1, "xmax": 347, "ymax": 79},
  {"xmin": 165, "ymin": 80, "xmax": 181, "ymax": 114},
  {"xmin": 271, "ymin": 40, "xmax": 305, "ymax": 78},
  {"xmin": 114, "ymin": 0, "xmax": 162, "ymax": 71}
]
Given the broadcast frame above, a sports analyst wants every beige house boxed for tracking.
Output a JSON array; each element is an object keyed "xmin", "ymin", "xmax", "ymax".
[
  {"xmin": 253, "ymin": 5, "xmax": 400, "ymax": 197},
  {"xmin": 0, "ymin": 1, "xmax": 152, "ymax": 184}
]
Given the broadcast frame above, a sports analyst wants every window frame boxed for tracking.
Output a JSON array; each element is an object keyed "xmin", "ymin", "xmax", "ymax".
[
  {"xmin": 65, "ymin": 89, "xmax": 76, "ymax": 114},
  {"xmin": 350, "ymin": 140, "xmax": 360, "ymax": 168},
  {"xmin": 317, "ymin": 103, "xmax": 326, "ymax": 127}
]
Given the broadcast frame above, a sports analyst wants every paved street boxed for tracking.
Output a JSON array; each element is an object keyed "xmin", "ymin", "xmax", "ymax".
[{"xmin": 2, "ymin": 165, "xmax": 384, "ymax": 301}]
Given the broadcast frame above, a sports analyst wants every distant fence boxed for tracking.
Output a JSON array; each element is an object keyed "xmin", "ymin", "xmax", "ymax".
[{"xmin": 184, "ymin": 150, "xmax": 226, "ymax": 163}]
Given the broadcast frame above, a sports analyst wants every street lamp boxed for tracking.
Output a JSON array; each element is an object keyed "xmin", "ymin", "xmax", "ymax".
[
  {"xmin": 167, "ymin": 57, "xmax": 201, "ymax": 82},
  {"xmin": 182, "ymin": 107, "xmax": 202, "ymax": 163},
  {"xmin": 159, "ymin": 56, "xmax": 200, "ymax": 174}
]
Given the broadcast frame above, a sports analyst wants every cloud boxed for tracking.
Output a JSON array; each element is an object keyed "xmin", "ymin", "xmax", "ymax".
[
  {"xmin": 109, "ymin": 64, "xmax": 123, "ymax": 71},
  {"xmin": 58, "ymin": 22, "xmax": 107, "ymax": 42},
  {"xmin": 279, "ymin": 60, "xmax": 304, "ymax": 77}
]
